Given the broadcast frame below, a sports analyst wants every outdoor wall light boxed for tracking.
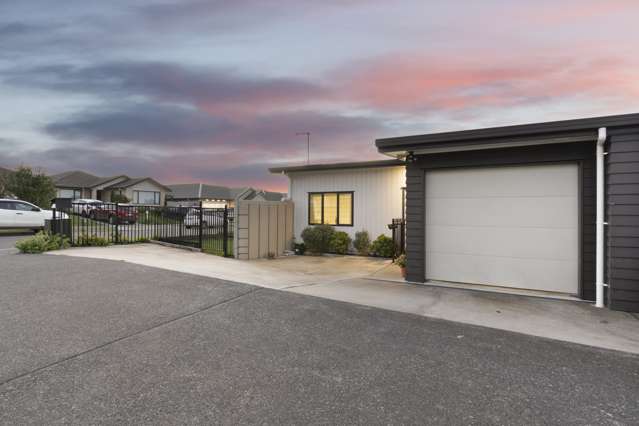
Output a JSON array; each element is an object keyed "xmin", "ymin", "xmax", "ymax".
[{"xmin": 405, "ymin": 151, "xmax": 417, "ymax": 163}]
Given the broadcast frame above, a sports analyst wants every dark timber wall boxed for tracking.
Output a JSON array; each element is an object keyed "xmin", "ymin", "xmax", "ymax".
[
  {"xmin": 607, "ymin": 126, "xmax": 639, "ymax": 312},
  {"xmin": 405, "ymin": 142, "xmax": 597, "ymax": 300}
]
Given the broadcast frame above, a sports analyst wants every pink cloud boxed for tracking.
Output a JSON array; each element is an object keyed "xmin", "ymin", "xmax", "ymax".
[{"xmin": 331, "ymin": 53, "xmax": 639, "ymax": 113}]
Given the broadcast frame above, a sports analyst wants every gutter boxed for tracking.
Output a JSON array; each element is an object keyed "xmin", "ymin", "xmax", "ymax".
[{"xmin": 595, "ymin": 127, "xmax": 607, "ymax": 308}]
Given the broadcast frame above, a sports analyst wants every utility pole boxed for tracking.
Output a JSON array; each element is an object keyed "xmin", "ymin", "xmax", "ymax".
[{"xmin": 296, "ymin": 132, "xmax": 311, "ymax": 164}]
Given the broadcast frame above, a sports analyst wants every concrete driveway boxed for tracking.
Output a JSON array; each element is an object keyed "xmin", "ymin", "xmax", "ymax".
[
  {"xmin": 1, "ymin": 254, "xmax": 639, "ymax": 424},
  {"xmin": 49, "ymin": 243, "xmax": 639, "ymax": 354}
]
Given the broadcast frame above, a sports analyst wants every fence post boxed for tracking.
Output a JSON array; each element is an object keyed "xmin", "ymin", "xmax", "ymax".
[
  {"xmin": 223, "ymin": 205, "xmax": 229, "ymax": 256},
  {"xmin": 198, "ymin": 201, "xmax": 203, "ymax": 249},
  {"xmin": 115, "ymin": 202, "xmax": 120, "ymax": 244},
  {"xmin": 52, "ymin": 207, "xmax": 57, "ymax": 234}
]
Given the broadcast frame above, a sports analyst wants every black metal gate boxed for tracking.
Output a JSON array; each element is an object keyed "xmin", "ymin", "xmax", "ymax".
[{"xmin": 51, "ymin": 199, "xmax": 234, "ymax": 257}]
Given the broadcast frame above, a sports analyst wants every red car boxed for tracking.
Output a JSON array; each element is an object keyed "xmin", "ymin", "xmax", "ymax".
[{"xmin": 88, "ymin": 203, "xmax": 138, "ymax": 224}]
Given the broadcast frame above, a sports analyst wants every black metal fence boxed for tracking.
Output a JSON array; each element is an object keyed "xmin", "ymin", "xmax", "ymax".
[{"xmin": 51, "ymin": 200, "xmax": 234, "ymax": 257}]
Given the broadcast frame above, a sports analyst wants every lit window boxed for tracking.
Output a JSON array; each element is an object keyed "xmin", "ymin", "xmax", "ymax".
[{"xmin": 308, "ymin": 192, "xmax": 353, "ymax": 226}]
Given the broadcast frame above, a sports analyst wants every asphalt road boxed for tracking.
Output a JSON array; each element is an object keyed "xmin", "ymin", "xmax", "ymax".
[
  {"xmin": 0, "ymin": 232, "xmax": 32, "ymax": 254},
  {"xmin": 1, "ymin": 254, "xmax": 638, "ymax": 425}
]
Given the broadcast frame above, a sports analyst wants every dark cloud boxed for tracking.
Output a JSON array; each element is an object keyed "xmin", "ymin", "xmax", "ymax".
[
  {"xmin": 5, "ymin": 61, "xmax": 327, "ymax": 112},
  {"xmin": 44, "ymin": 103, "xmax": 231, "ymax": 146},
  {"xmin": 42, "ymin": 100, "xmax": 384, "ymax": 156}
]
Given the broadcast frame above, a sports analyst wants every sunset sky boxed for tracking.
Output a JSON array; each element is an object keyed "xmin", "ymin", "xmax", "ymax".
[{"xmin": 1, "ymin": 0, "xmax": 638, "ymax": 192}]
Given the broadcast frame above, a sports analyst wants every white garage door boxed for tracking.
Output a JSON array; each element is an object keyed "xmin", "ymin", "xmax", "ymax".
[{"xmin": 425, "ymin": 164, "xmax": 579, "ymax": 294}]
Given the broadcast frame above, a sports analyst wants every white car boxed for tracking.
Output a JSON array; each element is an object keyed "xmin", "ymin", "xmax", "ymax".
[
  {"xmin": 71, "ymin": 198, "xmax": 103, "ymax": 216},
  {"xmin": 0, "ymin": 199, "xmax": 68, "ymax": 231}
]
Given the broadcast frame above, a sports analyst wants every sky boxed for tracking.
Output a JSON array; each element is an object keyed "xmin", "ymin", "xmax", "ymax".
[{"xmin": 1, "ymin": 1, "xmax": 638, "ymax": 192}]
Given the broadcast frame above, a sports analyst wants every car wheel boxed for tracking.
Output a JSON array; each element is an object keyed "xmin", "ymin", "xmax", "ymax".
[
  {"xmin": 89, "ymin": 211, "xmax": 96, "ymax": 220},
  {"xmin": 201, "ymin": 221, "xmax": 208, "ymax": 228},
  {"xmin": 109, "ymin": 215, "xmax": 117, "ymax": 225}
]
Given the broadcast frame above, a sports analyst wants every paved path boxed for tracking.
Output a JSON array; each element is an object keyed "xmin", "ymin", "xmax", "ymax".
[{"xmin": 1, "ymin": 254, "xmax": 639, "ymax": 424}]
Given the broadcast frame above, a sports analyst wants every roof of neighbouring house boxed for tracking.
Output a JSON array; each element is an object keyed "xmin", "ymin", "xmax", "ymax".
[
  {"xmin": 375, "ymin": 112, "xmax": 639, "ymax": 157},
  {"xmin": 239, "ymin": 188, "xmax": 286, "ymax": 202},
  {"xmin": 51, "ymin": 170, "xmax": 170, "ymax": 191},
  {"xmin": 50, "ymin": 170, "xmax": 105, "ymax": 188},
  {"xmin": 166, "ymin": 183, "xmax": 245, "ymax": 200},
  {"xmin": 268, "ymin": 159, "xmax": 405, "ymax": 174},
  {"xmin": 104, "ymin": 177, "xmax": 172, "ymax": 191}
]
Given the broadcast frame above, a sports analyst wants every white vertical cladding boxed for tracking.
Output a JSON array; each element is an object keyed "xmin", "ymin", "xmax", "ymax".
[{"xmin": 288, "ymin": 166, "xmax": 406, "ymax": 241}]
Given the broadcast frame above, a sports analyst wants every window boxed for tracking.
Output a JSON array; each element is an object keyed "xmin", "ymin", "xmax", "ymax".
[
  {"xmin": 134, "ymin": 190, "xmax": 161, "ymax": 205},
  {"xmin": 0, "ymin": 201, "xmax": 14, "ymax": 210},
  {"xmin": 58, "ymin": 189, "xmax": 82, "ymax": 199},
  {"xmin": 13, "ymin": 202, "xmax": 39, "ymax": 211},
  {"xmin": 308, "ymin": 192, "xmax": 353, "ymax": 226}
]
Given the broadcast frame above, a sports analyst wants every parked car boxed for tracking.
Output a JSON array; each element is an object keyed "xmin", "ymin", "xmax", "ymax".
[
  {"xmin": 0, "ymin": 199, "xmax": 68, "ymax": 231},
  {"xmin": 184, "ymin": 208, "xmax": 225, "ymax": 229},
  {"xmin": 71, "ymin": 199, "xmax": 103, "ymax": 217},
  {"xmin": 88, "ymin": 203, "xmax": 138, "ymax": 225}
]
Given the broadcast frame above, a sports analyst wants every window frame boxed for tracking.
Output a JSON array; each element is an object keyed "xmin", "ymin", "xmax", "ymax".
[
  {"xmin": 133, "ymin": 190, "xmax": 161, "ymax": 205},
  {"xmin": 307, "ymin": 191, "xmax": 354, "ymax": 227}
]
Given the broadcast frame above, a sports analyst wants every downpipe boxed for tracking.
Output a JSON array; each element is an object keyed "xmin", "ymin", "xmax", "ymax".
[{"xmin": 595, "ymin": 127, "xmax": 607, "ymax": 308}]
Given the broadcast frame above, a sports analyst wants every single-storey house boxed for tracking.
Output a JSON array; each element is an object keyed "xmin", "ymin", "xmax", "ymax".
[
  {"xmin": 51, "ymin": 171, "xmax": 171, "ymax": 205},
  {"xmin": 272, "ymin": 113, "xmax": 639, "ymax": 313},
  {"xmin": 166, "ymin": 183, "xmax": 285, "ymax": 208},
  {"xmin": 269, "ymin": 159, "xmax": 406, "ymax": 242}
]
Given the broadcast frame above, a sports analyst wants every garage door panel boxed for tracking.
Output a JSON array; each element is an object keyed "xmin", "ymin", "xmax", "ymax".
[
  {"xmin": 426, "ymin": 225, "xmax": 577, "ymax": 260},
  {"xmin": 426, "ymin": 197, "xmax": 578, "ymax": 228},
  {"xmin": 426, "ymin": 166, "xmax": 578, "ymax": 198},
  {"xmin": 426, "ymin": 252, "xmax": 578, "ymax": 293},
  {"xmin": 425, "ymin": 164, "xmax": 578, "ymax": 294}
]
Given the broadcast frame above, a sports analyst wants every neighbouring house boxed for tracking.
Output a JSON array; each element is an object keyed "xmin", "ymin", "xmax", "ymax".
[
  {"xmin": 375, "ymin": 113, "xmax": 639, "ymax": 313},
  {"xmin": 166, "ymin": 183, "xmax": 285, "ymax": 208},
  {"xmin": 51, "ymin": 171, "xmax": 171, "ymax": 205},
  {"xmin": 269, "ymin": 159, "xmax": 406, "ymax": 242}
]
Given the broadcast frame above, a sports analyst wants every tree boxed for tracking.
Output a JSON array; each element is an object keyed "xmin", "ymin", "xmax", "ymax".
[
  {"xmin": 0, "ymin": 172, "xmax": 9, "ymax": 198},
  {"xmin": 6, "ymin": 166, "xmax": 56, "ymax": 208}
]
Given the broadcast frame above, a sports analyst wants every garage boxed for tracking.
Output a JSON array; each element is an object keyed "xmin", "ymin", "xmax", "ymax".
[{"xmin": 424, "ymin": 164, "xmax": 579, "ymax": 294}]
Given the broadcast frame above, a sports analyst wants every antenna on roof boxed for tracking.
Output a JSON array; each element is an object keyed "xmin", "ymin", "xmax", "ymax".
[{"xmin": 296, "ymin": 132, "xmax": 311, "ymax": 164}]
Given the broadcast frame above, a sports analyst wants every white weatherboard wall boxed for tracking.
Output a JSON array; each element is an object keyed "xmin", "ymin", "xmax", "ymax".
[{"xmin": 288, "ymin": 166, "xmax": 406, "ymax": 242}]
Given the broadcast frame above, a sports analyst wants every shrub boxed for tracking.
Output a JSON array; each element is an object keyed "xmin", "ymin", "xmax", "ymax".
[
  {"xmin": 394, "ymin": 254, "xmax": 407, "ymax": 268},
  {"xmin": 76, "ymin": 234, "xmax": 111, "ymax": 247},
  {"xmin": 110, "ymin": 192, "xmax": 129, "ymax": 203},
  {"xmin": 301, "ymin": 225, "xmax": 335, "ymax": 253},
  {"xmin": 370, "ymin": 234, "xmax": 395, "ymax": 258},
  {"xmin": 353, "ymin": 230, "xmax": 371, "ymax": 256},
  {"xmin": 330, "ymin": 231, "xmax": 352, "ymax": 254},
  {"xmin": 293, "ymin": 242, "xmax": 306, "ymax": 255},
  {"xmin": 15, "ymin": 232, "xmax": 70, "ymax": 253}
]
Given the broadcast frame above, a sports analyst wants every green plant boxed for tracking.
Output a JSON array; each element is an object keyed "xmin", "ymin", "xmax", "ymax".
[
  {"xmin": 353, "ymin": 230, "xmax": 371, "ymax": 256},
  {"xmin": 329, "ymin": 231, "xmax": 351, "ymax": 254},
  {"xmin": 6, "ymin": 166, "xmax": 55, "ymax": 208},
  {"xmin": 301, "ymin": 224, "xmax": 335, "ymax": 254},
  {"xmin": 394, "ymin": 254, "xmax": 407, "ymax": 268},
  {"xmin": 76, "ymin": 234, "xmax": 111, "ymax": 247},
  {"xmin": 370, "ymin": 234, "xmax": 396, "ymax": 258},
  {"xmin": 110, "ymin": 192, "xmax": 129, "ymax": 203},
  {"xmin": 15, "ymin": 232, "xmax": 70, "ymax": 253},
  {"xmin": 293, "ymin": 242, "xmax": 306, "ymax": 255}
]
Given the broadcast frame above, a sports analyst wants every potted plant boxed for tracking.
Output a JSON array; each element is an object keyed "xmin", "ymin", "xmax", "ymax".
[{"xmin": 395, "ymin": 254, "xmax": 407, "ymax": 278}]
